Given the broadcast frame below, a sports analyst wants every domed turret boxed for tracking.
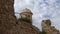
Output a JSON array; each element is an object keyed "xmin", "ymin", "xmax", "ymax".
[{"xmin": 20, "ymin": 8, "xmax": 33, "ymax": 24}]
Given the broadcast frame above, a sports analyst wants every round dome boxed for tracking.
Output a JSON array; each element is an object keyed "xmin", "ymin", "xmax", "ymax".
[{"xmin": 22, "ymin": 8, "xmax": 32, "ymax": 14}]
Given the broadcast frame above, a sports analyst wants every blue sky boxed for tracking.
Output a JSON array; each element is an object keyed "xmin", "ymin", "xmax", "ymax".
[{"xmin": 14, "ymin": 0, "xmax": 60, "ymax": 31}]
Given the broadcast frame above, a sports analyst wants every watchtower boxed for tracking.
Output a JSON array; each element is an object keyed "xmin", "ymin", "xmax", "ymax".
[{"xmin": 20, "ymin": 8, "xmax": 33, "ymax": 24}]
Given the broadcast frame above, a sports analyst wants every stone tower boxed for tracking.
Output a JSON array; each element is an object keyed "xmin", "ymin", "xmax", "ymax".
[
  {"xmin": 20, "ymin": 8, "xmax": 33, "ymax": 24},
  {"xmin": 41, "ymin": 19, "xmax": 60, "ymax": 34}
]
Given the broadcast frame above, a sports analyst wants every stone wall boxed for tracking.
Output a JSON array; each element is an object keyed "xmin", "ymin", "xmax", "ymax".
[{"xmin": 0, "ymin": 0, "xmax": 18, "ymax": 34}]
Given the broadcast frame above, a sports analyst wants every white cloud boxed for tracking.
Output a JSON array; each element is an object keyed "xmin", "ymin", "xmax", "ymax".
[{"xmin": 25, "ymin": 0, "xmax": 30, "ymax": 5}]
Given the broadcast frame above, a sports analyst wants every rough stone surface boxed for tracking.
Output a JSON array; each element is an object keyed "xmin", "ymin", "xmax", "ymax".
[
  {"xmin": 0, "ymin": 0, "xmax": 17, "ymax": 34},
  {"xmin": 0, "ymin": 0, "xmax": 40, "ymax": 34},
  {"xmin": 18, "ymin": 21, "xmax": 40, "ymax": 34}
]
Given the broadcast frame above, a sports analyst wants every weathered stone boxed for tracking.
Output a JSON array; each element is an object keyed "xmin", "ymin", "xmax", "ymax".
[
  {"xmin": 41, "ymin": 20, "xmax": 60, "ymax": 34},
  {"xmin": 0, "ymin": 0, "xmax": 18, "ymax": 34}
]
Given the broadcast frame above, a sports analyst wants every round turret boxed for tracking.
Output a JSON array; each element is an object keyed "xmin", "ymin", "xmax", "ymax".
[{"xmin": 20, "ymin": 8, "xmax": 33, "ymax": 24}]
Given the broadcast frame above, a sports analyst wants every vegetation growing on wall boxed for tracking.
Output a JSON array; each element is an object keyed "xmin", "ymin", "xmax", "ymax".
[
  {"xmin": 18, "ymin": 18, "xmax": 31, "ymax": 23},
  {"xmin": 41, "ymin": 30, "xmax": 46, "ymax": 34}
]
